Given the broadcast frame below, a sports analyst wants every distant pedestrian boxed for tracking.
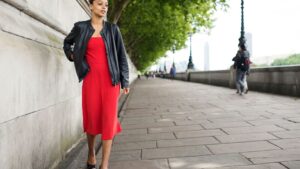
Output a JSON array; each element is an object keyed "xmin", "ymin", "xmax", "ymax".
[
  {"xmin": 232, "ymin": 44, "xmax": 251, "ymax": 95},
  {"xmin": 170, "ymin": 65, "xmax": 176, "ymax": 80},
  {"xmin": 145, "ymin": 72, "xmax": 149, "ymax": 79}
]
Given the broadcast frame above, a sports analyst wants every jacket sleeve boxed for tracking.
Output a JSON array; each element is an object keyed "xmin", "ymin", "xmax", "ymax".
[
  {"xmin": 114, "ymin": 24, "xmax": 129, "ymax": 89},
  {"xmin": 63, "ymin": 23, "xmax": 78, "ymax": 62},
  {"xmin": 232, "ymin": 52, "xmax": 238, "ymax": 69}
]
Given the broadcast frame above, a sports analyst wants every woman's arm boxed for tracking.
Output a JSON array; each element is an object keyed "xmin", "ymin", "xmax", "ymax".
[{"xmin": 63, "ymin": 23, "xmax": 78, "ymax": 62}]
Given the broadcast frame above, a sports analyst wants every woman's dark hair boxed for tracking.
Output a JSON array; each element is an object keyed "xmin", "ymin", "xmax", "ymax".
[{"xmin": 89, "ymin": 0, "xmax": 95, "ymax": 4}]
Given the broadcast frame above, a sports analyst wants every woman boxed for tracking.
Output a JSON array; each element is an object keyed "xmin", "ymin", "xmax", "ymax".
[{"xmin": 63, "ymin": 0, "xmax": 130, "ymax": 168}]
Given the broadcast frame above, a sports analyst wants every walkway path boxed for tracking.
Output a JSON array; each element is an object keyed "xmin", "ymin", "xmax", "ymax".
[{"xmin": 102, "ymin": 78, "xmax": 300, "ymax": 169}]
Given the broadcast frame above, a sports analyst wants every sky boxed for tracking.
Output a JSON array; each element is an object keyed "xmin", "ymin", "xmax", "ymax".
[{"xmin": 155, "ymin": 0, "xmax": 300, "ymax": 72}]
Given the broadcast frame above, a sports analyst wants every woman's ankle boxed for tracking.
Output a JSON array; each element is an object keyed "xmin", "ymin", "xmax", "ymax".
[
  {"xmin": 100, "ymin": 162, "xmax": 108, "ymax": 168},
  {"xmin": 87, "ymin": 152, "xmax": 96, "ymax": 164}
]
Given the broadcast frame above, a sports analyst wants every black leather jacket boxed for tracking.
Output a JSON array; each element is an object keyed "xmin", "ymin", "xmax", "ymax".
[{"xmin": 63, "ymin": 19, "xmax": 129, "ymax": 88}]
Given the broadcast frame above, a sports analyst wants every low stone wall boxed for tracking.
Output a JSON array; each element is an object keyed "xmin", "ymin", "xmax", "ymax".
[
  {"xmin": 164, "ymin": 65, "xmax": 300, "ymax": 97},
  {"xmin": 189, "ymin": 70, "xmax": 231, "ymax": 87},
  {"xmin": 175, "ymin": 72, "xmax": 189, "ymax": 81},
  {"xmin": 0, "ymin": 1, "xmax": 137, "ymax": 169},
  {"xmin": 247, "ymin": 66, "xmax": 300, "ymax": 96}
]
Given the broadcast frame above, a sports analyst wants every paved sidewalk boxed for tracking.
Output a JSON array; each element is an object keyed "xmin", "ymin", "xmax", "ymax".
[{"xmin": 101, "ymin": 78, "xmax": 300, "ymax": 169}]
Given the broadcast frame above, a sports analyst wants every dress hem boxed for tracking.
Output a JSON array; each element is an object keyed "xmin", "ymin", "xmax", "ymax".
[{"xmin": 83, "ymin": 128, "xmax": 122, "ymax": 140}]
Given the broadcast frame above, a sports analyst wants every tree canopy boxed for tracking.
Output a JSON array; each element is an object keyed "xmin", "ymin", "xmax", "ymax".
[
  {"xmin": 108, "ymin": 0, "xmax": 228, "ymax": 71},
  {"xmin": 271, "ymin": 54, "xmax": 300, "ymax": 66}
]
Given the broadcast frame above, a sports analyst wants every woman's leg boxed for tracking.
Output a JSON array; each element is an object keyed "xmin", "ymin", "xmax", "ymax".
[
  {"xmin": 236, "ymin": 70, "xmax": 241, "ymax": 93},
  {"xmin": 100, "ymin": 139, "xmax": 113, "ymax": 169},
  {"xmin": 243, "ymin": 75, "xmax": 248, "ymax": 93},
  {"xmin": 87, "ymin": 134, "xmax": 97, "ymax": 164},
  {"xmin": 238, "ymin": 71, "xmax": 246, "ymax": 93}
]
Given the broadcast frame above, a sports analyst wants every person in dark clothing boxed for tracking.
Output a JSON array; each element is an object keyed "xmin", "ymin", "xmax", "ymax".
[
  {"xmin": 169, "ymin": 64, "xmax": 176, "ymax": 80},
  {"xmin": 145, "ymin": 72, "xmax": 149, "ymax": 79},
  {"xmin": 232, "ymin": 44, "xmax": 251, "ymax": 95}
]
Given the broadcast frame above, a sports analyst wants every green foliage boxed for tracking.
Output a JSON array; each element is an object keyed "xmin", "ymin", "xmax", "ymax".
[
  {"xmin": 113, "ymin": 0, "xmax": 227, "ymax": 71},
  {"xmin": 271, "ymin": 54, "xmax": 300, "ymax": 66}
]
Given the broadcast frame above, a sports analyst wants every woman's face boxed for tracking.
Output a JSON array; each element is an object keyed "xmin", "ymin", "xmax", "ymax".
[{"xmin": 90, "ymin": 0, "xmax": 108, "ymax": 17}]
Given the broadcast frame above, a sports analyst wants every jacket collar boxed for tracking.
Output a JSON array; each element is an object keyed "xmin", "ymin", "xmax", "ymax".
[{"xmin": 87, "ymin": 19, "xmax": 107, "ymax": 32}]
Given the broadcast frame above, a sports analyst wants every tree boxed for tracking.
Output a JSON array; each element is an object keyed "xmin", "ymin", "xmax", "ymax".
[
  {"xmin": 271, "ymin": 54, "xmax": 300, "ymax": 66},
  {"xmin": 108, "ymin": 0, "xmax": 228, "ymax": 71},
  {"xmin": 108, "ymin": 0, "xmax": 131, "ymax": 23}
]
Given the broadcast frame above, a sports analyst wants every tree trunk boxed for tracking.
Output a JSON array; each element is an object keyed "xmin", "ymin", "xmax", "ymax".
[
  {"xmin": 109, "ymin": 0, "xmax": 131, "ymax": 24},
  {"xmin": 127, "ymin": 35, "xmax": 145, "ymax": 50}
]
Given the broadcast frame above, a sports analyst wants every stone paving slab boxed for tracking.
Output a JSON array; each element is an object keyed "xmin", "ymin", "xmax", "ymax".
[
  {"xmin": 207, "ymin": 163, "xmax": 286, "ymax": 169},
  {"xmin": 269, "ymin": 138, "xmax": 300, "ymax": 149},
  {"xmin": 264, "ymin": 113, "xmax": 300, "ymax": 119},
  {"xmin": 215, "ymin": 133, "xmax": 278, "ymax": 143},
  {"xmin": 118, "ymin": 128, "xmax": 148, "ymax": 135},
  {"xmin": 207, "ymin": 116, "xmax": 267, "ymax": 123},
  {"xmin": 109, "ymin": 159, "xmax": 170, "ymax": 169},
  {"xmin": 222, "ymin": 125, "xmax": 286, "ymax": 134},
  {"xmin": 148, "ymin": 125, "xmax": 203, "ymax": 133},
  {"xmin": 168, "ymin": 154, "xmax": 252, "ymax": 169},
  {"xmin": 275, "ymin": 123, "xmax": 300, "ymax": 130},
  {"xmin": 246, "ymin": 118, "xmax": 293, "ymax": 126},
  {"xmin": 112, "ymin": 141, "xmax": 157, "ymax": 151},
  {"xmin": 121, "ymin": 118, "xmax": 156, "ymax": 125},
  {"xmin": 286, "ymin": 117, "xmax": 300, "ymax": 123},
  {"xmin": 242, "ymin": 148, "xmax": 300, "ymax": 164},
  {"xmin": 122, "ymin": 121, "xmax": 175, "ymax": 130},
  {"xmin": 96, "ymin": 79, "xmax": 300, "ymax": 169},
  {"xmin": 281, "ymin": 161, "xmax": 300, "ymax": 169},
  {"xmin": 174, "ymin": 119, "xmax": 210, "ymax": 126},
  {"xmin": 114, "ymin": 132, "xmax": 176, "ymax": 143},
  {"xmin": 190, "ymin": 114, "xmax": 244, "ymax": 121},
  {"xmin": 123, "ymin": 114, "xmax": 162, "ymax": 118},
  {"xmin": 271, "ymin": 130, "xmax": 300, "ymax": 139},
  {"xmin": 157, "ymin": 137, "xmax": 219, "ymax": 148},
  {"xmin": 98, "ymin": 149, "xmax": 141, "ymax": 162},
  {"xmin": 157, "ymin": 117, "xmax": 189, "ymax": 123},
  {"xmin": 207, "ymin": 141, "xmax": 280, "ymax": 154},
  {"xmin": 142, "ymin": 145, "xmax": 211, "ymax": 159},
  {"xmin": 200, "ymin": 121, "xmax": 252, "ymax": 129},
  {"xmin": 174, "ymin": 129, "xmax": 226, "ymax": 138}
]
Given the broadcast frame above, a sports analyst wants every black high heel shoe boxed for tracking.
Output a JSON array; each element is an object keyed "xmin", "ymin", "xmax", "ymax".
[{"xmin": 86, "ymin": 162, "xmax": 96, "ymax": 169}]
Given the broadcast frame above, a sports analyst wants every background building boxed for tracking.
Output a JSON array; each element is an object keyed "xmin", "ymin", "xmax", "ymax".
[{"xmin": 204, "ymin": 42, "xmax": 210, "ymax": 71}]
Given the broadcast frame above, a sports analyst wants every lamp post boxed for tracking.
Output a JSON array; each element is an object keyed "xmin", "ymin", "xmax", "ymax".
[
  {"xmin": 172, "ymin": 45, "xmax": 176, "ymax": 68},
  {"xmin": 164, "ymin": 55, "xmax": 167, "ymax": 73},
  {"xmin": 187, "ymin": 33, "xmax": 194, "ymax": 70},
  {"xmin": 238, "ymin": 0, "xmax": 246, "ymax": 48}
]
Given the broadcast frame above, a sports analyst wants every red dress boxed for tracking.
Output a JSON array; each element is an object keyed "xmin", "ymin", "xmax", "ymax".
[{"xmin": 82, "ymin": 36, "xmax": 122, "ymax": 140}]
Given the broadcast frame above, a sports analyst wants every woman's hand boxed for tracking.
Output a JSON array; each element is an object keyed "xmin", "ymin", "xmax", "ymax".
[{"xmin": 123, "ymin": 88, "xmax": 130, "ymax": 94}]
